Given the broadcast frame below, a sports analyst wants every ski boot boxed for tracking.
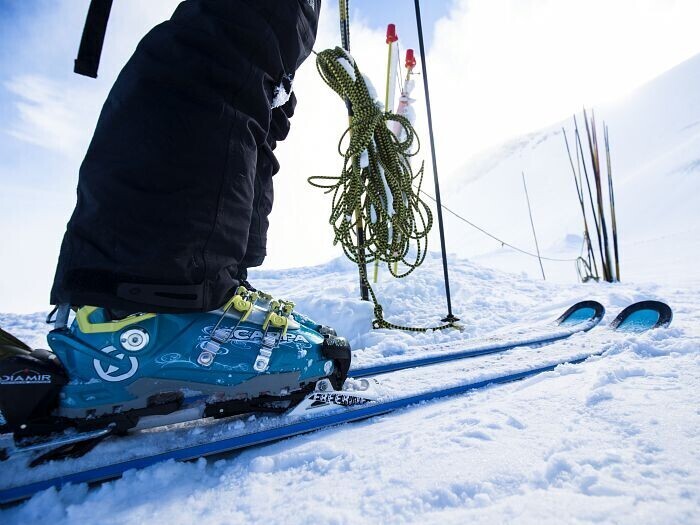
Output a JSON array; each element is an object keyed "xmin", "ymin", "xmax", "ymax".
[
  {"xmin": 239, "ymin": 282, "xmax": 338, "ymax": 337},
  {"xmin": 0, "ymin": 287, "xmax": 351, "ymax": 454}
]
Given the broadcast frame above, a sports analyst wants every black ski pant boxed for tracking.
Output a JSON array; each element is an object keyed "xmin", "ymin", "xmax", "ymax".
[{"xmin": 51, "ymin": 0, "xmax": 320, "ymax": 313}]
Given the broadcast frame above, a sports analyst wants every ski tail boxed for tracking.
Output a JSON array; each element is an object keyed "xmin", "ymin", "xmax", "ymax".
[{"xmin": 610, "ymin": 300, "xmax": 673, "ymax": 332}]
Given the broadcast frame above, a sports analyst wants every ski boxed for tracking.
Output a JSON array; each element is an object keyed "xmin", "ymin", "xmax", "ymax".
[
  {"xmin": 0, "ymin": 300, "xmax": 671, "ymax": 504},
  {"xmin": 351, "ymin": 300, "xmax": 605, "ymax": 377}
]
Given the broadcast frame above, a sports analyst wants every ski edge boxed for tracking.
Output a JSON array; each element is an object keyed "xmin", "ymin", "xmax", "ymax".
[
  {"xmin": 0, "ymin": 354, "xmax": 598, "ymax": 505},
  {"xmin": 351, "ymin": 300, "xmax": 605, "ymax": 378}
]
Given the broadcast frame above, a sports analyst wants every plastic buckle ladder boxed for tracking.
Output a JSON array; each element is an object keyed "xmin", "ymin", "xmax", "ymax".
[
  {"xmin": 197, "ymin": 287, "xmax": 259, "ymax": 367},
  {"xmin": 253, "ymin": 300, "xmax": 294, "ymax": 372}
]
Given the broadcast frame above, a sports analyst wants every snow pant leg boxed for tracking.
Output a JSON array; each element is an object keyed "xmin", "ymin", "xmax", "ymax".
[
  {"xmin": 50, "ymin": 0, "xmax": 320, "ymax": 313},
  {"xmin": 240, "ymin": 146, "xmax": 275, "ymax": 271},
  {"xmin": 240, "ymin": 92, "xmax": 296, "ymax": 271}
]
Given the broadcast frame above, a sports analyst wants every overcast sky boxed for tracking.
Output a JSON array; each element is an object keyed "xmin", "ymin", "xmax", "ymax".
[{"xmin": 1, "ymin": 0, "xmax": 699, "ymax": 312}]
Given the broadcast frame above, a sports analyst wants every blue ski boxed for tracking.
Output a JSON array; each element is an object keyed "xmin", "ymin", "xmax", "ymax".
[
  {"xmin": 351, "ymin": 300, "xmax": 605, "ymax": 377},
  {"xmin": 0, "ymin": 300, "xmax": 671, "ymax": 504}
]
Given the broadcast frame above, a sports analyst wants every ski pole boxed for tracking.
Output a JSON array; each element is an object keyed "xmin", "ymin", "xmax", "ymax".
[
  {"xmin": 604, "ymin": 124, "xmax": 620, "ymax": 281},
  {"xmin": 338, "ymin": 0, "xmax": 369, "ymax": 301},
  {"xmin": 374, "ymin": 23, "xmax": 400, "ymax": 284},
  {"xmin": 521, "ymin": 172, "xmax": 546, "ymax": 280},
  {"xmin": 563, "ymin": 127, "xmax": 599, "ymax": 281},
  {"xmin": 574, "ymin": 115, "xmax": 606, "ymax": 282},
  {"xmin": 414, "ymin": 0, "xmax": 458, "ymax": 323},
  {"xmin": 583, "ymin": 109, "xmax": 613, "ymax": 282}
]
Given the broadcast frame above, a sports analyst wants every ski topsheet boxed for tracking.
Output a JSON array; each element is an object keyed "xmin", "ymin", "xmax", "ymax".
[
  {"xmin": 0, "ymin": 300, "xmax": 671, "ymax": 504},
  {"xmin": 351, "ymin": 300, "xmax": 605, "ymax": 377}
]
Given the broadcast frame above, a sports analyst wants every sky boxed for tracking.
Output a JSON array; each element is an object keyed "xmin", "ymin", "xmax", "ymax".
[{"xmin": 1, "ymin": 0, "xmax": 700, "ymax": 312}]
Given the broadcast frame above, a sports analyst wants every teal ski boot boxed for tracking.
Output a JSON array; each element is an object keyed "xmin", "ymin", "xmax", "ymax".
[{"xmin": 0, "ymin": 287, "xmax": 351, "ymax": 449}]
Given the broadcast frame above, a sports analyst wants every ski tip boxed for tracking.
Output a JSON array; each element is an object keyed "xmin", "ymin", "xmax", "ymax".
[
  {"xmin": 556, "ymin": 300, "xmax": 605, "ymax": 327},
  {"xmin": 610, "ymin": 300, "xmax": 673, "ymax": 332}
]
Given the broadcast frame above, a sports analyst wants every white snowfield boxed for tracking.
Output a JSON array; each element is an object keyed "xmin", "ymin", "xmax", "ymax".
[
  {"xmin": 440, "ymin": 53, "xmax": 700, "ymax": 287},
  {"xmin": 1, "ymin": 253, "xmax": 699, "ymax": 524},
  {"xmin": 2, "ymin": 53, "xmax": 700, "ymax": 525}
]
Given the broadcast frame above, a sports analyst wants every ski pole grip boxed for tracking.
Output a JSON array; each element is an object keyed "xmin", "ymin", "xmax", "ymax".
[
  {"xmin": 386, "ymin": 23, "xmax": 398, "ymax": 44},
  {"xmin": 74, "ymin": 0, "xmax": 114, "ymax": 78},
  {"xmin": 405, "ymin": 49, "xmax": 416, "ymax": 69}
]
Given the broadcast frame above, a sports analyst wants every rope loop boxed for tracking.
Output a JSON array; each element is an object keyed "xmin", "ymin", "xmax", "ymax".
[{"xmin": 311, "ymin": 48, "xmax": 457, "ymax": 332}]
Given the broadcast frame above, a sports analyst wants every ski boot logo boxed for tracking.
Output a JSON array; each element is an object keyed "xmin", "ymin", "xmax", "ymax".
[
  {"xmin": 93, "ymin": 345, "xmax": 139, "ymax": 382},
  {"xmin": 119, "ymin": 328, "xmax": 149, "ymax": 351},
  {"xmin": 287, "ymin": 379, "xmax": 380, "ymax": 417},
  {"xmin": 1, "ymin": 369, "xmax": 52, "ymax": 384},
  {"xmin": 203, "ymin": 326, "xmax": 311, "ymax": 346}
]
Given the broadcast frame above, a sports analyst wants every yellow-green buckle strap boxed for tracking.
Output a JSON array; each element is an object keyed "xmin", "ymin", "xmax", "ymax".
[{"xmin": 76, "ymin": 306, "xmax": 155, "ymax": 334}]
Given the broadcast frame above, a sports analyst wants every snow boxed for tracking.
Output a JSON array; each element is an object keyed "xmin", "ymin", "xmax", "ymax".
[
  {"xmin": 362, "ymin": 72, "xmax": 384, "ymax": 111},
  {"xmin": 377, "ymin": 164, "xmax": 395, "ymax": 219},
  {"xmin": 2, "ymin": 250, "xmax": 699, "ymax": 524},
  {"xmin": 336, "ymin": 55, "xmax": 356, "ymax": 83},
  {"xmin": 439, "ymin": 53, "xmax": 700, "ymax": 286},
  {"xmin": 2, "ymin": 51, "xmax": 700, "ymax": 525},
  {"xmin": 271, "ymin": 76, "xmax": 293, "ymax": 110}
]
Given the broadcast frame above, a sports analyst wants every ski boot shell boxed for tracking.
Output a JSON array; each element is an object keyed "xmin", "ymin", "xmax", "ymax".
[{"xmin": 1, "ymin": 289, "xmax": 351, "ymax": 437}]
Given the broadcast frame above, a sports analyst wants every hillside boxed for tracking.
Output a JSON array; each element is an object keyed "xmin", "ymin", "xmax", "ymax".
[{"xmin": 439, "ymin": 53, "xmax": 700, "ymax": 284}]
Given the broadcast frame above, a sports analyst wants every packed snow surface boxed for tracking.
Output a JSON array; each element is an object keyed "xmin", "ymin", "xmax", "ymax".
[{"xmin": 1, "ymin": 252, "xmax": 699, "ymax": 524}]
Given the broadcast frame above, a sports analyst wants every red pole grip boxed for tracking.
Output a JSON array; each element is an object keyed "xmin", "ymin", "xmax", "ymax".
[
  {"xmin": 386, "ymin": 23, "xmax": 398, "ymax": 44},
  {"xmin": 405, "ymin": 49, "xmax": 416, "ymax": 69}
]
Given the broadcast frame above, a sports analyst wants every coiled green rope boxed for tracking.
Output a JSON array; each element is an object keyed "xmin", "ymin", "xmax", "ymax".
[{"xmin": 310, "ymin": 47, "xmax": 455, "ymax": 332}]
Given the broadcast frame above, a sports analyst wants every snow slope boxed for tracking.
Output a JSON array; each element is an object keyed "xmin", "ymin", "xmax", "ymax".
[
  {"xmin": 437, "ymin": 53, "xmax": 700, "ymax": 285},
  {"xmin": 1, "ymin": 252, "xmax": 699, "ymax": 524}
]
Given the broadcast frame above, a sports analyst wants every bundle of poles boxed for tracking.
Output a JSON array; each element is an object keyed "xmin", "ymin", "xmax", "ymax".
[{"xmin": 563, "ymin": 109, "xmax": 621, "ymax": 283}]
